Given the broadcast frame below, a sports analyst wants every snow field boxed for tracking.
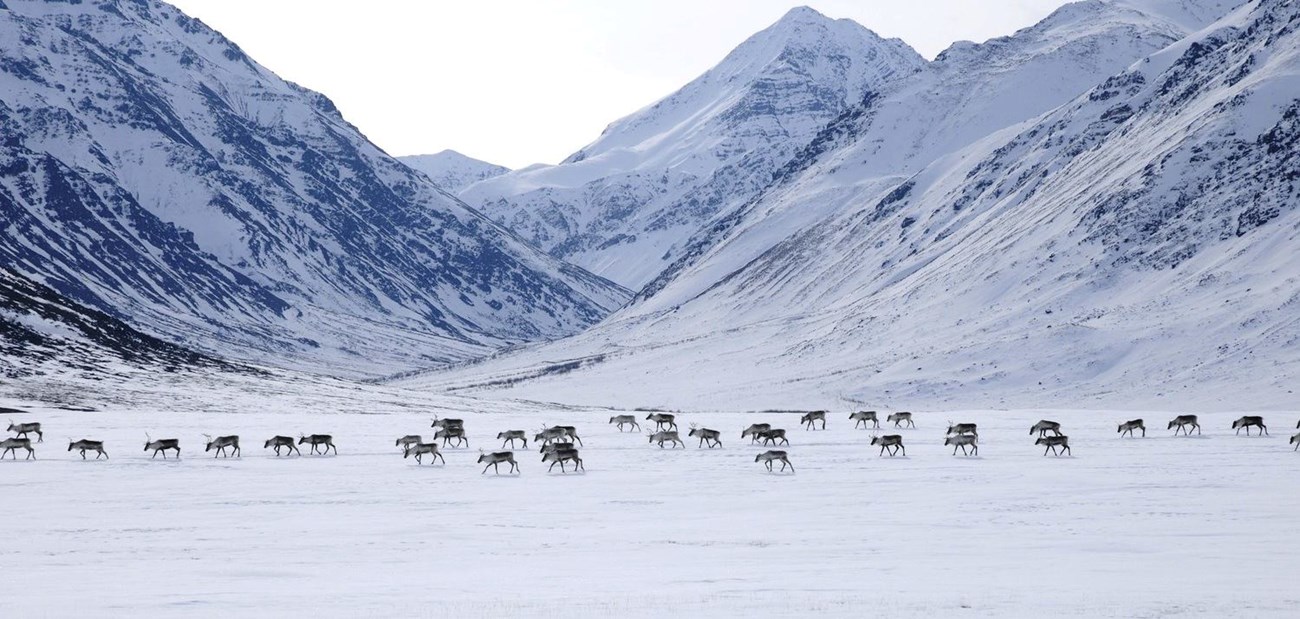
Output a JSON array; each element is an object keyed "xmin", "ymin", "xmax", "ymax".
[{"xmin": 2, "ymin": 391, "xmax": 1298, "ymax": 617}]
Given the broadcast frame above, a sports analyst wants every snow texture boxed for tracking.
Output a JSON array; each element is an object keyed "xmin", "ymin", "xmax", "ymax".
[{"xmin": 399, "ymin": 149, "xmax": 510, "ymax": 194}]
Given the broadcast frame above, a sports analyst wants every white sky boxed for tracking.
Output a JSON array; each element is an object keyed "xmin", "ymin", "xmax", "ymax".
[{"xmin": 167, "ymin": 1, "xmax": 1071, "ymax": 169}]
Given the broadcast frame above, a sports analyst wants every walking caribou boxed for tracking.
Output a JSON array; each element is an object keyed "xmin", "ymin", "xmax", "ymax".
[
  {"xmin": 265, "ymin": 436, "xmax": 300, "ymax": 456},
  {"xmin": 68, "ymin": 439, "xmax": 107, "ymax": 460},
  {"xmin": 204, "ymin": 434, "xmax": 240, "ymax": 458},
  {"xmin": 395, "ymin": 435, "xmax": 422, "ymax": 451},
  {"xmin": 404, "ymin": 442, "xmax": 444, "ymax": 465},
  {"xmin": 542, "ymin": 448, "xmax": 584, "ymax": 473},
  {"xmin": 298, "ymin": 434, "xmax": 337, "ymax": 455},
  {"xmin": 1036, "ymin": 435, "xmax": 1071, "ymax": 456},
  {"xmin": 1168, "ymin": 415, "xmax": 1201, "ymax": 436},
  {"xmin": 144, "ymin": 434, "xmax": 180, "ymax": 459},
  {"xmin": 7, "ymin": 420, "xmax": 42, "ymax": 442},
  {"xmin": 688, "ymin": 425, "xmax": 722, "ymax": 448},
  {"xmin": 757, "ymin": 428, "xmax": 789, "ymax": 446},
  {"xmin": 1117, "ymin": 419, "xmax": 1145, "ymax": 437},
  {"xmin": 801, "ymin": 410, "xmax": 827, "ymax": 430},
  {"xmin": 430, "ymin": 416, "xmax": 464, "ymax": 431},
  {"xmin": 0, "ymin": 437, "xmax": 34, "ymax": 460},
  {"xmin": 434, "ymin": 427, "xmax": 468, "ymax": 448},
  {"xmin": 871, "ymin": 435, "xmax": 905, "ymax": 457},
  {"xmin": 535, "ymin": 425, "xmax": 582, "ymax": 446},
  {"xmin": 850, "ymin": 411, "xmax": 879, "ymax": 429},
  {"xmin": 497, "ymin": 430, "xmax": 528, "ymax": 448},
  {"xmin": 647, "ymin": 430, "xmax": 685, "ymax": 449},
  {"xmin": 1030, "ymin": 420, "xmax": 1063, "ymax": 437},
  {"xmin": 539, "ymin": 441, "xmax": 574, "ymax": 455},
  {"xmin": 1232, "ymin": 416, "xmax": 1268, "ymax": 436},
  {"xmin": 741, "ymin": 423, "xmax": 772, "ymax": 444},
  {"xmin": 609, "ymin": 415, "xmax": 640, "ymax": 432},
  {"xmin": 887, "ymin": 412, "xmax": 915, "ymax": 428},
  {"xmin": 645, "ymin": 413, "xmax": 678, "ymax": 431},
  {"xmin": 755, "ymin": 450, "xmax": 793, "ymax": 472},
  {"xmin": 477, "ymin": 451, "xmax": 519, "ymax": 474},
  {"xmin": 944, "ymin": 434, "xmax": 978, "ymax": 456},
  {"xmin": 946, "ymin": 422, "xmax": 978, "ymax": 437}
]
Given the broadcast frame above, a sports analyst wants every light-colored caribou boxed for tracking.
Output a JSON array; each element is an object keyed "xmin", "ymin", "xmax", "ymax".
[
  {"xmin": 1232, "ymin": 416, "xmax": 1268, "ymax": 436},
  {"xmin": 647, "ymin": 430, "xmax": 685, "ymax": 449},
  {"xmin": 404, "ymin": 442, "xmax": 444, "ymax": 465},
  {"xmin": 801, "ymin": 410, "xmax": 827, "ymax": 430},
  {"xmin": 741, "ymin": 423, "xmax": 772, "ymax": 444},
  {"xmin": 1117, "ymin": 419, "xmax": 1145, "ymax": 437},
  {"xmin": 430, "ymin": 416, "xmax": 464, "ymax": 430},
  {"xmin": 0, "ymin": 437, "xmax": 34, "ymax": 460},
  {"xmin": 645, "ymin": 413, "xmax": 678, "ymax": 431},
  {"xmin": 1030, "ymin": 420, "xmax": 1062, "ymax": 437},
  {"xmin": 1168, "ymin": 415, "xmax": 1201, "ymax": 436},
  {"xmin": 1036, "ymin": 435, "xmax": 1071, "ymax": 456},
  {"xmin": 144, "ymin": 434, "xmax": 180, "ymax": 459},
  {"xmin": 67, "ymin": 439, "xmax": 107, "ymax": 460},
  {"xmin": 497, "ymin": 430, "xmax": 528, "ymax": 448},
  {"xmin": 755, "ymin": 450, "xmax": 793, "ymax": 472},
  {"xmin": 434, "ymin": 427, "xmax": 468, "ymax": 448},
  {"xmin": 395, "ymin": 435, "xmax": 422, "ymax": 451},
  {"xmin": 477, "ymin": 451, "xmax": 519, "ymax": 474},
  {"xmin": 265, "ymin": 436, "xmax": 300, "ymax": 456},
  {"xmin": 871, "ymin": 435, "xmax": 905, "ymax": 456},
  {"xmin": 609, "ymin": 415, "xmax": 640, "ymax": 432},
  {"xmin": 542, "ymin": 448, "xmax": 584, "ymax": 473},
  {"xmin": 534, "ymin": 425, "xmax": 582, "ymax": 446},
  {"xmin": 887, "ymin": 412, "xmax": 915, "ymax": 428},
  {"xmin": 944, "ymin": 434, "xmax": 978, "ymax": 456},
  {"xmin": 757, "ymin": 428, "xmax": 789, "ymax": 446},
  {"xmin": 204, "ymin": 434, "xmax": 240, "ymax": 458},
  {"xmin": 946, "ymin": 422, "xmax": 978, "ymax": 437},
  {"xmin": 298, "ymin": 434, "xmax": 337, "ymax": 455},
  {"xmin": 850, "ymin": 411, "xmax": 879, "ymax": 429},
  {"xmin": 688, "ymin": 425, "xmax": 722, "ymax": 448},
  {"xmin": 7, "ymin": 420, "xmax": 42, "ymax": 442}
]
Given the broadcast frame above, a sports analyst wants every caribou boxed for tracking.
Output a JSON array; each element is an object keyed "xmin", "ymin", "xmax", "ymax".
[
  {"xmin": 203, "ymin": 434, "xmax": 240, "ymax": 458},
  {"xmin": 946, "ymin": 422, "xmax": 978, "ymax": 437},
  {"xmin": 741, "ymin": 423, "xmax": 772, "ymax": 444},
  {"xmin": 647, "ymin": 430, "xmax": 685, "ymax": 449},
  {"xmin": 477, "ymin": 451, "xmax": 519, "ymax": 474},
  {"xmin": 608, "ymin": 415, "xmax": 640, "ymax": 432},
  {"xmin": 298, "ymin": 434, "xmax": 337, "ymax": 455},
  {"xmin": 849, "ymin": 411, "xmax": 879, "ymax": 429},
  {"xmin": 755, "ymin": 450, "xmax": 793, "ymax": 472},
  {"xmin": 435, "ymin": 427, "xmax": 469, "ymax": 448},
  {"xmin": 871, "ymin": 435, "xmax": 905, "ymax": 457},
  {"xmin": 395, "ymin": 435, "xmax": 423, "ymax": 451},
  {"xmin": 1232, "ymin": 416, "xmax": 1268, "ymax": 436},
  {"xmin": 7, "ymin": 420, "xmax": 42, "ymax": 442},
  {"xmin": 0, "ymin": 437, "xmax": 34, "ymax": 460},
  {"xmin": 944, "ymin": 434, "xmax": 978, "ymax": 456},
  {"xmin": 1036, "ymin": 435, "xmax": 1071, "ymax": 456},
  {"xmin": 404, "ymin": 442, "xmax": 444, "ymax": 465},
  {"xmin": 1117, "ymin": 419, "xmax": 1145, "ymax": 437},
  {"xmin": 757, "ymin": 428, "xmax": 789, "ymax": 446},
  {"xmin": 542, "ymin": 448, "xmax": 584, "ymax": 473},
  {"xmin": 497, "ymin": 430, "xmax": 528, "ymax": 448},
  {"xmin": 430, "ymin": 416, "xmax": 464, "ymax": 430},
  {"xmin": 68, "ymin": 439, "xmax": 107, "ymax": 460},
  {"xmin": 1030, "ymin": 420, "xmax": 1063, "ymax": 437},
  {"xmin": 688, "ymin": 425, "xmax": 722, "ymax": 448},
  {"xmin": 645, "ymin": 413, "xmax": 678, "ymax": 431},
  {"xmin": 539, "ymin": 441, "xmax": 575, "ymax": 454},
  {"xmin": 1292, "ymin": 433, "xmax": 1300, "ymax": 451},
  {"xmin": 264, "ymin": 436, "xmax": 300, "ymax": 456},
  {"xmin": 144, "ymin": 434, "xmax": 180, "ymax": 459},
  {"xmin": 535, "ymin": 425, "xmax": 582, "ymax": 446},
  {"xmin": 801, "ymin": 410, "xmax": 827, "ymax": 430},
  {"xmin": 1168, "ymin": 415, "xmax": 1201, "ymax": 436},
  {"xmin": 887, "ymin": 412, "xmax": 915, "ymax": 428}
]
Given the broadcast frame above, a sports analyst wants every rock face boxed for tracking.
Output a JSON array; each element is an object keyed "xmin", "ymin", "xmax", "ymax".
[
  {"xmin": 407, "ymin": 0, "xmax": 1299, "ymax": 412},
  {"xmin": 460, "ymin": 6, "xmax": 927, "ymax": 289},
  {"xmin": 399, "ymin": 150, "xmax": 509, "ymax": 194},
  {"xmin": 0, "ymin": 0, "xmax": 630, "ymax": 377}
]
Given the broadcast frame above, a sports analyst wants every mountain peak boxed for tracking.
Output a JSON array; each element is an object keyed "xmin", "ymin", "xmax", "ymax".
[{"xmin": 775, "ymin": 5, "xmax": 832, "ymax": 25}]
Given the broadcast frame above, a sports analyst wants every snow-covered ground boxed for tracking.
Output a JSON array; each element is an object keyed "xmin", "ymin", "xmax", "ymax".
[{"xmin": 2, "ymin": 371, "xmax": 1297, "ymax": 617}]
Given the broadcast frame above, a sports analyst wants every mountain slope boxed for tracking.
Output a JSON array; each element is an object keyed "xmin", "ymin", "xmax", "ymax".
[
  {"xmin": 0, "ymin": 0, "xmax": 629, "ymax": 377},
  {"xmin": 459, "ymin": 7, "xmax": 926, "ymax": 288},
  {"xmin": 399, "ymin": 150, "xmax": 509, "ymax": 193}
]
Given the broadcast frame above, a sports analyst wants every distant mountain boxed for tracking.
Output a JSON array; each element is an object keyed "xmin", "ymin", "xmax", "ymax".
[
  {"xmin": 0, "ymin": 0, "xmax": 630, "ymax": 377},
  {"xmin": 399, "ymin": 150, "xmax": 509, "ymax": 194},
  {"xmin": 459, "ymin": 6, "xmax": 926, "ymax": 289},
  {"xmin": 402, "ymin": 0, "xmax": 1300, "ymax": 412}
]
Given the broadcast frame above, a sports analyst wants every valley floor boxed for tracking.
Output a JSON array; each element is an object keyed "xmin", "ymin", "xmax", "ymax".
[{"xmin": 1, "ymin": 370, "xmax": 1297, "ymax": 617}]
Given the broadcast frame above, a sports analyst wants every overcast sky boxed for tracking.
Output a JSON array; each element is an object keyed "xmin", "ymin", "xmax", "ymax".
[{"xmin": 168, "ymin": 1, "xmax": 1071, "ymax": 169}]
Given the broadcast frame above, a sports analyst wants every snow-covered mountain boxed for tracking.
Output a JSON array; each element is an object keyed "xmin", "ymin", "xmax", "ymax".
[
  {"xmin": 0, "ymin": 0, "xmax": 630, "ymax": 377},
  {"xmin": 399, "ymin": 150, "xmax": 509, "ymax": 194},
  {"xmin": 459, "ymin": 7, "xmax": 927, "ymax": 289},
  {"xmin": 402, "ymin": 0, "xmax": 1300, "ymax": 412}
]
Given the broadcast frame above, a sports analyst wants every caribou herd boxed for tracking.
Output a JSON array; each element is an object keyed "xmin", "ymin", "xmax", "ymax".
[{"xmin": 4, "ymin": 413, "xmax": 1299, "ymax": 471}]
